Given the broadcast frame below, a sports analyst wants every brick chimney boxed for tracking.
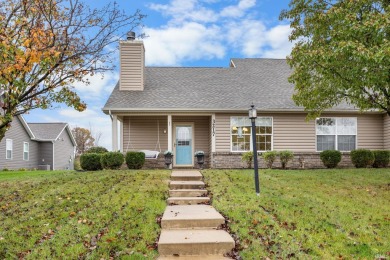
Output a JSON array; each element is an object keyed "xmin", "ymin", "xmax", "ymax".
[{"xmin": 119, "ymin": 32, "xmax": 145, "ymax": 91}]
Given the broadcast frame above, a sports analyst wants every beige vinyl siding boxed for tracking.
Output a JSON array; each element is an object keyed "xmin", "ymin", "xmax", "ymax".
[
  {"xmin": 123, "ymin": 116, "xmax": 168, "ymax": 152},
  {"xmin": 215, "ymin": 113, "xmax": 315, "ymax": 152},
  {"xmin": 173, "ymin": 116, "xmax": 210, "ymax": 154},
  {"xmin": 273, "ymin": 114, "xmax": 316, "ymax": 151},
  {"xmin": 215, "ymin": 112, "xmax": 384, "ymax": 152},
  {"xmin": 215, "ymin": 114, "xmax": 231, "ymax": 152},
  {"xmin": 54, "ymin": 128, "xmax": 75, "ymax": 170},
  {"xmin": 119, "ymin": 41, "xmax": 144, "ymax": 91},
  {"xmin": 384, "ymin": 114, "xmax": 390, "ymax": 149},
  {"xmin": 0, "ymin": 117, "xmax": 39, "ymax": 170},
  {"xmin": 354, "ymin": 114, "xmax": 383, "ymax": 149}
]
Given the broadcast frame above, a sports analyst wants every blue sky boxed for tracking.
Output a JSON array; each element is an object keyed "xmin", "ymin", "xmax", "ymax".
[{"xmin": 24, "ymin": 0, "xmax": 293, "ymax": 150}]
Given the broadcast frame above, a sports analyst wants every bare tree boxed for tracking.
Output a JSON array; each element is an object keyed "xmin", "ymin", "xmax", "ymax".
[{"xmin": 72, "ymin": 126, "xmax": 95, "ymax": 155}]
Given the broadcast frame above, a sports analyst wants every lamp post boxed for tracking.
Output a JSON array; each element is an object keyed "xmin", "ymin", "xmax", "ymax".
[{"xmin": 249, "ymin": 104, "xmax": 260, "ymax": 196}]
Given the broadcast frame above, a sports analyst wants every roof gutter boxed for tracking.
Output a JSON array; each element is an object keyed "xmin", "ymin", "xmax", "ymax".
[{"xmin": 102, "ymin": 107, "xmax": 382, "ymax": 114}]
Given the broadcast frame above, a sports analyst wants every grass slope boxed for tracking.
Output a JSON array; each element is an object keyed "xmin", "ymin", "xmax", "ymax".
[
  {"xmin": 203, "ymin": 169, "xmax": 390, "ymax": 259},
  {"xmin": 0, "ymin": 170, "xmax": 170, "ymax": 259}
]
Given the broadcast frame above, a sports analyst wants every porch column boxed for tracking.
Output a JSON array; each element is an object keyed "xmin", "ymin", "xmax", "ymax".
[
  {"xmin": 112, "ymin": 114, "xmax": 118, "ymax": 151},
  {"xmin": 119, "ymin": 116, "xmax": 123, "ymax": 153},
  {"xmin": 211, "ymin": 114, "xmax": 216, "ymax": 152},
  {"xmin": 168, "ymin": 115, "xmax": 172, "ymax": 169}
]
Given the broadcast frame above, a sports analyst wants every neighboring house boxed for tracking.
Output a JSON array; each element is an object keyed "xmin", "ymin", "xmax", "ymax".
[
  {"xmin": 0, "ymin": 116, "xmax": 76, "ymax": 170},
  {"xmin": 103, "ymin": 37, "xmax": 390, "ymax": 168}
]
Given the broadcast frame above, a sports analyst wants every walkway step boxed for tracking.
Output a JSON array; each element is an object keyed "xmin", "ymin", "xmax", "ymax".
[
  {"xmin": 158, "ymin": 229, "xmax": 235, "ymax": 256},
  {"xmin": 161, "ymin": 205, "xmax": 224, "ymax": 229},
  {"xmin": 169, "ymin": 181, "xmax": 205, "ymax": 190},
  {"xmin": 169, "ymin": 189, "xmax": 208, "ymax": 197},
  {"xmin": 167, "ymin": 197, "xmax": 210, "ymax": 205},
  {"xmin": 171, "ymin": 171, "xmax": 203, "ymax": 181}
]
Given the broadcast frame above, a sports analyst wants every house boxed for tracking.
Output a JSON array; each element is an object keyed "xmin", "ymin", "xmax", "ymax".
[
  {"xmin": 102, "ymin": 37, "xmax": 390, "ymax": 168},
  {"xmin": 0, "ymin": 115, "xmax": 76, "ymax": 170}
]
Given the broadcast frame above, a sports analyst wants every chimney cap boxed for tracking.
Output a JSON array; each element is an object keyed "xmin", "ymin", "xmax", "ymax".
[{"xmin": 127, "ymin": 31, "xmax": 136, "ymax": 40}]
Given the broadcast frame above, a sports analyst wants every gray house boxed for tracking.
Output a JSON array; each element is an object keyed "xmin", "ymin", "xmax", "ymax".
[
  {"xmin": 103, "ymin": 38, "xmax": 390, "ymax": 169},
  {"xmin": 0, "ymin": 115, "xmax": 76, "ymax": 170}
]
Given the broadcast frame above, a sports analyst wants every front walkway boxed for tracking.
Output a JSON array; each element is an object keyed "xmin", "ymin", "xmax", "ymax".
[{"xmin": 158, "ymin": 170, "xmax": 235, "ymax": 259}]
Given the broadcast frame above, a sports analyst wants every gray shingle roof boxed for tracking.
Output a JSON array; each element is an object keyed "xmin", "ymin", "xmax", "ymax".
[
  {"xmin": 28, "ymin": 123, "xmax": 67, "ymax": 141},
  {"xmin": 103, "ymin": 58, "xmax": 355, "ymax": 112}
]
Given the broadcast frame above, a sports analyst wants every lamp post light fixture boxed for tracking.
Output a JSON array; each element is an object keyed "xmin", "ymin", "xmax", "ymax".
[{"xmin": 249, "ymin": 104, "xmax": 260, "ymax": 196}]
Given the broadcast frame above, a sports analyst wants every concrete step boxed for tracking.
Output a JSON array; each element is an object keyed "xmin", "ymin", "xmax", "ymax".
[
  {"xmin": 161, "ymin": 205, "xmax": 225, "ymax": 229},
  {"xmin": 171, "ymin": 170, "xmax": 203, "ymax": 181},
  {"xmin": 158, "ymin": 229, "xmax": 235, "ymax": 256},
  {"xmin": 170, "ymin": 181, "xmax": 205, "ymax": 190},
  {"xmin": 167, "ymin": 197, "xmax": 210, "ymax": 205},
  {"xmin": 169, "ymin": 189, "xmax": 208, "ymax": 197}
]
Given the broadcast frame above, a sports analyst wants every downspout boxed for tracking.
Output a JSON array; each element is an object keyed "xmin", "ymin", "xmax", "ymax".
[{"xmin": 52, "ymin": 140, "xmax": 55, "ymax": 171}]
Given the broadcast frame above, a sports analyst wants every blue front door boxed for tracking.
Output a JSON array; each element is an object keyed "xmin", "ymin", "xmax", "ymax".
[{"xmin": 175, "ymin": 125, "xmax": 193, "ymax": 166}]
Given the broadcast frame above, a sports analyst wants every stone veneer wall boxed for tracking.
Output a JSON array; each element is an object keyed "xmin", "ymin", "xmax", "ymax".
[
  {"xmin": 210, "ymin": 152, "xmax": 354, "ymax": 169},
  {"xmin": 141, "ymin": 154, "xmax": 210, "ymax": 169}
]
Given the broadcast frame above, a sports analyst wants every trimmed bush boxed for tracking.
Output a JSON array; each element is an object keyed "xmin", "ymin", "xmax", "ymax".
[
  {"xmin": 350, "ymin": 149, "xmax": 374, "ymax": 168},
  {"xmin": 86, "ymin": 146, "xmax": 108, "ymax": 154},
  {"xmin": 80, "ymin": 153, "xmax": 103, "ymax": 171},
  {"xmin": 372, "ymin": 150, "xmax": 390, "ymax": 168},
  {"xmin": 279, "ymin": 150, "xmax": 294, "ymax": 169},
  {"xmin": 241, "ymin": 151, "xmax": 253, "ymax": 169},
  {"xmin": 320, "ymin": 150, "xmax": 342, "ymax": 168},
  {"xmin": 263, "ymin": 151, "xmax": 278, "ymax": 169},
  {"xmin": 125, "ymin": 152, "xmax": 145, "ymax": 169},
  {"xmin": 101, "ymin": 152, "xmax": 124, "ymax": 170}
]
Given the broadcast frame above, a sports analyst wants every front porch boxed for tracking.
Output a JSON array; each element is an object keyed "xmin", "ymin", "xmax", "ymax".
[{"xmin": 111, "ymin": 114, "xmax": 213, "ymax": 169}]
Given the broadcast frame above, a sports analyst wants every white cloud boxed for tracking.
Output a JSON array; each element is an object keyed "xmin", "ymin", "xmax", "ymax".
[
  {"xmin": 143, "ymin": 0, "xmax": 293, "ymax": 65},
  {"xmin": 149, "ymin": 0, "xmax": 218, "ymax": 24},
  {"xmin": 72, "ymin": 71, "xmax": 118, "ymax": 100},
  {"xmin": 60, "ymin": 108, "xmax": 112, "ymax": 150},
  {"xmin": 143, "ymin": 22, "xmax": 225, "ymax": 66},
  {"xmin": 221, "ymin": 0, "xmax": 256, "ymax": 18}
]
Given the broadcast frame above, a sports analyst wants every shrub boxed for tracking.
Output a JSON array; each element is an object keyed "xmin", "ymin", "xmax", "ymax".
[
  {"xmin": 241, "ymin": 151, "xmax": 253, "ymax": 169},
  {"xmin": 279, "ymin": 150, "xmax": 294, "ymax": 169},
  {"xmin": 350, "ymin": 149, "xmax": 374, "ymax": 168},
  {"xmin": 125, "ymin": 152, "xmax": 145, "ymax": 169},
  {"xmin": 320, "ymin": 150, "xmax": 342, "ymax": 168},
  {"xmin": 372, "ymin": 150, "xmax": 390, "ymax": 168},
  {"xmin": 101, "ymin": 152, "xmax": 124, "ymax": 170},
  {"xmin": 80, "ymin": 153, "xmax": 103, "ymax": 171},
  {"xmin": 263, "ymin": 151, "xmax": 278, "ymax": 169},
  {"xmin": 86, "ymin": 146, "xmax": 108, "ymax": 154}
]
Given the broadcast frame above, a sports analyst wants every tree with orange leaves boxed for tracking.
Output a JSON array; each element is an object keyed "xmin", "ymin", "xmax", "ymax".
[{"xmin": 0, "ymin": 0, "xmax": 144, "ymax": 141}]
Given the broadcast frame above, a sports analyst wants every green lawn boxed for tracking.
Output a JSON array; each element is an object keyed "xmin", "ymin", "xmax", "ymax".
[
  {"xmin": 0, "ymin": 170, "xmax": 170, "ymax": 259},
  {"xmin": 203, "ymin": 169, "xmax": 390, "ymax": 259}
]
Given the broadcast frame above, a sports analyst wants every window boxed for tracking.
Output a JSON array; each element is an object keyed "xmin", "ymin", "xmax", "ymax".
[
  {"xmin": 316, "ymin": 117, "xmax": 357, "ymax": 151},
  {"xmin": 231, "ymin": 117, "xmax": 272, "ymax": 152},
  {"xmin": 6, "ymin": 139, "xmax": 12, "ymax": 159},
  {"xmin": 23, "ymin": 142, "xmax": 29, "ymax": 161}
]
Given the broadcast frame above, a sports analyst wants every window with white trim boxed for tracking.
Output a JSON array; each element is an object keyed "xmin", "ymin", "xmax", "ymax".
[
  {"xmin": 231, "ymin": 117, "xmax": 272, "ymax": 152},
  {"xmin": 6, "ymin": 139, "xmax": 12, "ymax": 159},
  {"xmin": 316, "ymin": 117, "xmax": 357, "ymax": 151},
  {"xmin": 23, "ymin": 142, "xmax": 29, "ymax": 161}
]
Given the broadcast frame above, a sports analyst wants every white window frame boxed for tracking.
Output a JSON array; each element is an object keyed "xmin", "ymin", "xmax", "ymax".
[
  {"xmin": 6, "ymin": 139, "xmax": 12, "ymax": 159},
  {"xmin": 230, "ymin": 116, "xmax": 273, "ymax": 152},
  {"xmin": 315, "ymin": 117, "xmax": 357, "ymax": 152},
  {"xmin": 23, "ymin": 142, "xmax": 29, "ymax": 161}
]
